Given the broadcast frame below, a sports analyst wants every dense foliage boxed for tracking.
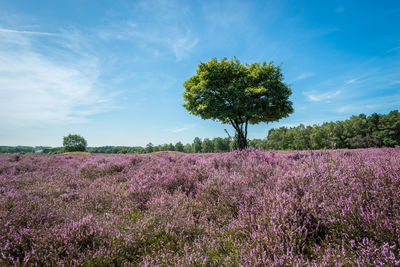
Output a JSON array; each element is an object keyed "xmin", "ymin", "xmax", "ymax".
[
  {"xmin": 1, "ymin": 148, "xmax": 399, "ymax": 265},
  {"xmin": 183, "ymin": 57, "xmax": 293, "ymax": 149},
  {"xmin": 63, "ymin": 134, "xmax": 88, "ymax": 152},
  {"xmin": 264, "ymin": 110, "xmax": 400, "ymax": 150},
  {"xmin": 0, "ymin": 146, "xmax": 35, "ymax": 154}
]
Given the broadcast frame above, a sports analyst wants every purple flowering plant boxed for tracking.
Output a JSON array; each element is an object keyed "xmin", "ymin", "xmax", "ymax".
[{"xmin": 0, "ymin": 148, "xmax": 399, "ymax": 265}]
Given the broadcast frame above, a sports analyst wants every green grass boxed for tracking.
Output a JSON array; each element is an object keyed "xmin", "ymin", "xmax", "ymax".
[
  {"xmin": 151, "ymin": 151, "xmax": 179, "ymax": 154},
  {"xmin": 63, "ymin": 151, "xmax": 91, "ymax": 155}
]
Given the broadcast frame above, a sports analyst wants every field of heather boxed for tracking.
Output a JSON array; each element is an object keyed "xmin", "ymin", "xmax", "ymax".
[{"xmin": 0, "ymin": 148, "xmax": 399, "ymax": 266}]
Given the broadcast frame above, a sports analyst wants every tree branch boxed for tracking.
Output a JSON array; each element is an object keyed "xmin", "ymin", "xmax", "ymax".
[{"xmin": 229, "ymin": 119, "xmax": 239, "ymax": 132}]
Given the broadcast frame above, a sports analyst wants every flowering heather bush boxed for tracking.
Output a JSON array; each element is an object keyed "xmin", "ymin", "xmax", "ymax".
[{"xmin": 0, "ymin": 148, "xmax": 399, "ymax": 266}]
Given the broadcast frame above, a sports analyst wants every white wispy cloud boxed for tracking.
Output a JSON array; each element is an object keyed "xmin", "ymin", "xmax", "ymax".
[
  {"xmin": 0, "ymin": 27, "xmax": 113, "ymax": 127},
  {"xmin": 386, "ymin": 46, "xmax": 400, "ymax": 53},
  {"xmin": 0, "ymin": 27, "xmax": 58, "ymax": 36},
  {"xmin": 336, "ymin": 105, "xmax": 353, "ymax": 113},
  {"xmin": 292, "ymin": 72, "xmax": 314, "ymax": 82},
  {"xmin": 336, "ymin": 94, "xmax": 400, "ymax": 114},
  {"xmin": 202, "ymin": 0, "xmax": 251, "ymax": 29},
  {"xmin": 170, "ymin": 124, "xmax": 196, "ymax": 133},
  {"xmin": 168, "ymin": 34, "xmax": 199, "ymax": 61},
  {"xmin": 334, "ymin": 6, "xmax": 345, "ymax": 13},
  {"xmin": 171, "ymin": 127, "xmax": 191, "ymax": 133},
  {"xmin": 126, "ymin": 24, "xmax": 199, "ymax": 61},
  {"xmin": 303, "ymin": 50, "xmax": 399, "ymax": 112},
  {"xmin": 97, "ymin": 0, "xmax": 199, "ymax": 61},
  {"xmin": 344, "ymin": 73, "xmax": 370, "ymax": 84},
  {"xmin": 304, "ymin": 90, "xmax": 341, "ymax": 102},
  {"xmin": 99, "ymin": 22, "xmax": 198, "ymax": 61}
]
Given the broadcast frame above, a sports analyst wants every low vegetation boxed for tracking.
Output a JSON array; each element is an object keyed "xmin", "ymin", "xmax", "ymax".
[
  {"xmin": 1, "ymin": 148, "xmax": 399, "ymax": 265},
  {"xmin": 63, "ymin": 151, "xmax": 91, "ymax": 155}
]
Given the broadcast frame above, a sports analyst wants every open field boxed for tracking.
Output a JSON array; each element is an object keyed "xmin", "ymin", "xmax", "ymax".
[{"xmin": 0, "ymin": 148, "xmax": 399, "ymax": 265}]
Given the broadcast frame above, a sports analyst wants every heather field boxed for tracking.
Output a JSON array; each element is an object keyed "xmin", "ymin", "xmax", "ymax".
[{"xmin": 0, "ymin": 149, "xmax": 399, "ymax": 266}]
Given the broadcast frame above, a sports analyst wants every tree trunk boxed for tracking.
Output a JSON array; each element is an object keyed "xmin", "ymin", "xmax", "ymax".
[
  {"xmin": 230, "ymin": 119, "xmax": 248, "ymax": 150},
  {"xmin": 236, "ymin": 129, "xmax": 247, "ymax": 150}
]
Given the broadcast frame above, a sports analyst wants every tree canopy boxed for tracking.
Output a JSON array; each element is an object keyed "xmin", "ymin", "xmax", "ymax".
[
  {"xmin": 63, "ymin": 134, "xmax": 87, "ymax": 152},
  {"xmin": 183, "ymin": 57, "xmax": 293, "ymax": 149}
]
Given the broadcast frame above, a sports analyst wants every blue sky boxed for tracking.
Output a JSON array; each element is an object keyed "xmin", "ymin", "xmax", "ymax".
[{"xmin": 0, "ymin": 0, "xmax": 399, "ymax": 147}]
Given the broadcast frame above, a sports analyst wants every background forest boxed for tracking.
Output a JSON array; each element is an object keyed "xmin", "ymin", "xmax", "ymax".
[{"xmin": 2, "ymin": 110, "xmax": 399, "ymax": 154}]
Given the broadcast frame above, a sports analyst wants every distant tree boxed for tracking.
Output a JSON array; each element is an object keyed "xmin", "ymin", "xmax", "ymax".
[
  {"xmin": 183, "ymin": 57, "xmax": 293, "ymax": 150},
  {"xmin": 349, "ymin": 134, "xmax": 378, "ymax": 148},
  {"xmin": 379, "ymin": 110, "xmax": 400, "ymax": 147},
  {"xmin": 192, "ymin": 137, "xmax": 202, "ymax": 153},
  {"xmin": 266, "ymin": 127, "xmax": 286, "ymax": 150},
  {"xmin": 213, "ymin": 137, "xmax": 230, "ymax": 152},
  {"xmin": 368, "ymin": 113, "xmax": 380, "ymax": 134},
  {"xmin": 292, "ymin": 124, "xmax": 309, "ymax": 150},
  {"xmin": 161, "ymin": 144, "xmax": 169, "ymax": 151},
  {"xmin": 183, "ymin": 143, "xmax": 193, "ymax": 153},
  {"xmin": 167, "ymin": 143, "xmax": 175, "ymax": 151},
  {"xmin": 310, "ymin": 126, "xmax": 329, "ymax": 149},
  {"xmin": 222, "ymin": 137, "xmax": 232, "ymax": 151},
  {"xmin": 145, "ymin": 142, "xmax": 154, "ymax": 153},
  {"xmin": 63, "ymin": 134, "xmax": 87, "ymax": 152},
  {"xmin": 248, "ymin": 139, "xmax": 267, "ymax": 150},
  {"xmin": 331, "ymin": 121, "xmax": 346, "ymax": 149},
  {"xmin": 343, "ymin": 114, "xmax": 368, "ymax": 146},
  {"xmin": 175, "ymin": 141, "xmax": 184, "ymax": 152},
  {"xmin": 202, "ymin": 138, "xmax": 214, "ymax": 153}
]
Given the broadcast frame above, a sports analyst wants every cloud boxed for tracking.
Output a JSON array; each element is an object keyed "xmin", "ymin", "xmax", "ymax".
[
  {"xmin": 125, "ymin": 24, "xmax": 199, "ymax": 61},
  {"xmin": 303, "ymin": 54, "xmax": 400, "ymax": 116},
  {"xmin": 335, "ymin": 94, "xmax": 400, "ymax": 114},
  {"xmin": 168, "ymin": 34, "xmax": 199, "ymax": 61},
  {"xmin": 292, "ymin": 72, "xmax": 313, "ymax": 82},
  {"xmin": 0, "ymin": 27, "xmax": 113, "ymax": 127},
  {"xmin": 344, "ymin": 73, "xmax": 370, "ymax": 84},
  {"xmin": 304, "ymin": 90, "xmax": 341, "ymax": 102},
  {"xmin": 336, "ymin": 105, "xmax": 353, "ymax": 113},
  {"xmin": 0, "ymin": 27, "xmax": 58, "ymax": 36},
  {"xmin": 334, "ymin": 6, "xmax": 345, "ymax": 13},
  {"xmin": 171, "ymin": 127, "xmax": 191, "ymax": 133},
  {"xmin": 202, "ymin": 0, "xmax": 251, "ymax": 29},
  {"xmin": 97, "ymin": 0, "xmax": 199, "ymax": 61},
  {"xmin": 170, "ymin": 124, "xmax": 195, "ymax": 133},
  {"xmin": 345, "ymin": 78, "xmax": 358, "ymax": 84},
  {"xmin": 386, "ymin": 46, "xmax": 400, "ymax": 53},
  {"xmin": 98, "ymin": 22, "xmax": 198, "ymax": 61}
]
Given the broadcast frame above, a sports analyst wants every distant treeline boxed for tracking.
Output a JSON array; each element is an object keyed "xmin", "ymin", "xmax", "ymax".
[
  {"xmin": 1, "ymin": 110, "xmax": 399, "ymax": 154},
  {"xmin": 0, "ymin": 146, "xmax": 36, "ymax": 154},
  {"xmin": 261, "ymin": 110, "xmax": 400, "ymax": 150},
  {"xmin": 87, "ymin": 137, "xmax": 232, "ymax": 154},
  {"xmin": 0, "ymin": 138, "xmax": 233, "ymax": 154},
  {"xmin": 0, "ymin": 146, "xmax": 58, "ymax": 154}
]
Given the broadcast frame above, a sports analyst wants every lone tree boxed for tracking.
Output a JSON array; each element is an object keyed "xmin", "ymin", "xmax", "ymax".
[
  {"xmin": 63, "ymin": 134, "xmax": 87, "ymax": 152},
  {"xmin": 183, "ymin": 57, "xmax": 293, "ymax": 150}
]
